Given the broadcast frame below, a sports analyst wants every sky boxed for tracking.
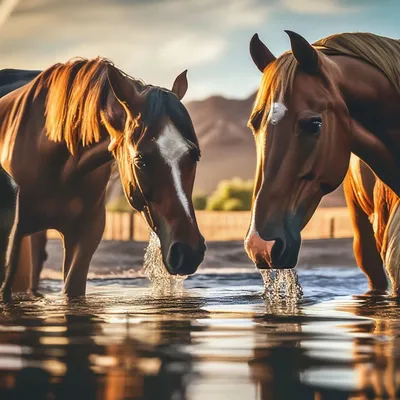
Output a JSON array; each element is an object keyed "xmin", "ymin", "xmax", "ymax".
[{"xmin": 0, "ymin": 0, "xmax": 398, "ymax": 101}]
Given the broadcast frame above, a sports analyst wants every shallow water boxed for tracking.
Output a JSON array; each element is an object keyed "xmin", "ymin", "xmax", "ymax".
[{"xmin": 1, "ymin": 266, "xmax": 400, "ymax": 399}]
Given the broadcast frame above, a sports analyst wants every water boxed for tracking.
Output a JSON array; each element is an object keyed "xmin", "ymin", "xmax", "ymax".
[
  {"xmin": 260, "ymin": 269, "xmax": 303, "ymax": 300},
  {"xmin": 142, "ymin": 231, "xmax": 187, "ymax": 292},
  {"xmin": 0, "ymin": 240, "xmax": 399, "ymax": 399}
]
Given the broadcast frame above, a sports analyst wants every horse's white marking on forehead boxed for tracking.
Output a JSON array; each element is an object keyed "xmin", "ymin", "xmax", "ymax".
[
  {"xmin": 156, "ymin": 123, "xmax": 192, "ymax": 218},
  {"xmin": 268, "ymin": 102, "xmax": 287, "ymax": 125}
]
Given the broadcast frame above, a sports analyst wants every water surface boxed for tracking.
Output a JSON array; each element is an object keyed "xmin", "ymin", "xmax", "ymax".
[{"xmin": 0, "ymin": 265, "xmax": 399, "ymax": 399}]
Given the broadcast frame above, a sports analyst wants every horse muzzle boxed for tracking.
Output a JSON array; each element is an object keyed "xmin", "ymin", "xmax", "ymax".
[
  {"xmin": 165, "ymin": 241, "xmax": 206, "ymax": 275},
  {"xmin": 245, "ymin": 231, "xmax": 299, "ymax": 269}
]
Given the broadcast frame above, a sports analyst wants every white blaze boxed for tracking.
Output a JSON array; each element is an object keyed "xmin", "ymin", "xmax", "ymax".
[
  {"xmin": 156, "ymin": 123, "xmax": 191, "ymax": 218},
  {"xmin": 268, "ymin": 102, "xmax": 287, "ymax": 125}
]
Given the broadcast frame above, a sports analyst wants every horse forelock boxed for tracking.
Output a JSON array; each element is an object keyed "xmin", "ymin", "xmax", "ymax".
[
  {"xmin": 112, "ymin": 86, "xmax": 200, "ymax": 192},
  {"xmin": 248, "ymin": 53, "xmax": 298, "ymax": 134}
]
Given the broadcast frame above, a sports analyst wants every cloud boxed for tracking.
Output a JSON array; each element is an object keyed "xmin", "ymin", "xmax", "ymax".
[
  {"xmin": 159, "ymin": 35, "xmax": 227, "ymax": 69},
  {"xmin": 280, "ymin": 0, "xmax": 361, "ymax": 14},
  {"xmin": 0, "ymin": 0, "xmax": 272, "ymax": 99},
  {"xmin": 0, "ymin": 0, "xmax": 271, "ymax": 66}
]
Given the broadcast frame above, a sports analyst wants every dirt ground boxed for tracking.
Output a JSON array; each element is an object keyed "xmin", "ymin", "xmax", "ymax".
[{"xmin": 41, "ymin": 237, "xmax": 357, "ymax": 278}]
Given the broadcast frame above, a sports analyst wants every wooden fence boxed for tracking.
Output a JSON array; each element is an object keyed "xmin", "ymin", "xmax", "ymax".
[{"xmin": 47, "ymin": 207, "xmax": 354, "ymax": 241}]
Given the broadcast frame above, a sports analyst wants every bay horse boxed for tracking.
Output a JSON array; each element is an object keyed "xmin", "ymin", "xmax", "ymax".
[
  {"xmin": 345, "ymin": 154, "xmax": 400, "ymax": 296},
  {"xmin": 244, "ymin": 31, "xmax": 400, "ymax": 285},
  {"xmin": 0, "ymin": 59, "xmax": 206, "ymax": 301}
]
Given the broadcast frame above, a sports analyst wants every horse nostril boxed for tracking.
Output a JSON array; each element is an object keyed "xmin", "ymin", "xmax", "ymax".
[
  {"xmin": 271, "ymin": 238, "xmax": 285, "ymax": 263},
  {"xmin": 168, "ymin": 242, "xmax": 186, "ymax": 272},
  {"xmin": 166, "ymin": 242, "xmax": 203, "ymax": 275}
]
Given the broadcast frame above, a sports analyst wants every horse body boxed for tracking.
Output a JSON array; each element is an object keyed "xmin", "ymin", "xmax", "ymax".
[
  {"xmin": 345, "ymin": 155, "xmax": 400, "ymax": 295},
  {"xmin": 0, "ymin": 84, "xmax": 111, "ymax": 233},
  {"xmin": 245, "ymin": 31, "xmax": 400, "ymax": 285},
  {"xmin": 0, "ymin": 59, "xmax": 205, "ymax": 300},
  {"xmin": 0, "ymin": 74, "xmax": 111, "ymax": 297}
]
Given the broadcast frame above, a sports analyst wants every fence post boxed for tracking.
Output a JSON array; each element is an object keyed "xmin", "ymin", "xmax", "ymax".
[
  {"xmin": 129, "ymin": 212, "xmax": 134, "ymax": 241},
  {"xmin": 329, "ymin": 217, "xmax": 335, "ymax": 238}
]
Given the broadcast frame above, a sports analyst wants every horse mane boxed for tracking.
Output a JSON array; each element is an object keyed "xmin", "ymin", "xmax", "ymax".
[
  {"xmin": 32, "ymin": 57, "xmax": 199, "ymax": 164},
  {"xmin": 249, "ymin": 32, "xmax": 400, "ymax": 133},
  {"xmin": 39, "ymin": 57, "xmax": 121, "ymax": 155}
]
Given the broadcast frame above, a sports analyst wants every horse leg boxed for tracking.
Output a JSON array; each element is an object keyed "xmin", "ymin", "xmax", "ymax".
[
  {"xmin": 29, "ymin": 231, "xmax": 48, "ymax": 297},
  {"xmin": 0, "ymin": 174, "xmax": 21, "ymax": 302},
  {"xmin": 380, "ymin": 201, "xmax": 400, "ymax": 297},
  {"xmin": 11, "ymin": 236, "xmax": 32, "ymax": 293},
  {"xmin": 0, "ymin": 206, "xmax": 17, "ymax": 286},
  {"xmin": 344, "ymin": 178, "xmax": 387, "ymax": 294},
  {"xmin": 0, "ymin": 229, "xmax": 23, "ymax": 302},
  {"xmin": 62, "ymin": 209, "xmax": 105, "ymax": 297}
]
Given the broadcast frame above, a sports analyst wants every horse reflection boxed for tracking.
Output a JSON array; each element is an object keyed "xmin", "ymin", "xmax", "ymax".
[
  {"xmin": 0, "ymin": 294, "xmax": 208, "ymax": 400},
  {"xmin": 336, "ymin": 298, "xmax": 400, "ymax": 399}
]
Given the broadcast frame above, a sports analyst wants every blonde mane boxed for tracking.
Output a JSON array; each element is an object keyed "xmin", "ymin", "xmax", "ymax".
[
  {"xmin": 40, "ymin": 57, "xmax": 130, "ymax": 155},
  {"xmin": 249, "ymin": 32, "xmax": 400, "ymax": 132}
]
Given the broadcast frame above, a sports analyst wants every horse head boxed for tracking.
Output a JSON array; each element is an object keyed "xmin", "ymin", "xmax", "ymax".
[
  {"xmin": 245, "ymin": 31, "xmax": 351, "ymax": 269},
  {"xmin": 104, "ymin": 68, "xmax": 206, "ymax": 276}
]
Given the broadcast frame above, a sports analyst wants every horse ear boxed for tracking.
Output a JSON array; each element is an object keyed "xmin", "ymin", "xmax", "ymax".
[
  {"xmin": 249, "ymin": 33, "xmax": 276, "ymax": 73},
  {"xmin": 285, "ymin": 30, "xmax": 319, "ymax": 75},
  {"xmin": 171, "ymin": 70, "xmax": 188, "ymax": 100}
]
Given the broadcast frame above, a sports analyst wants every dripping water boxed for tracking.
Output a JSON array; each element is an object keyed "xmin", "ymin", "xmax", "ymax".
[
  {"xmin": 142, "ymin": 230, "xmax": 187, "ymax": 293},
  {"xmin": 259, "ymin": 269, "xmax": 303, "ymax": 302}
]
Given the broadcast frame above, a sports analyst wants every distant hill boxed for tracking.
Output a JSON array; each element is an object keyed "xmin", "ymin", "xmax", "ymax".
[
  {"xmin": 185, "ymin": 94, "xmax": 257, "ymax": 195},
  {"xmin": 107, "ymin": 92, "xmax": 346, "ymax": 208}
]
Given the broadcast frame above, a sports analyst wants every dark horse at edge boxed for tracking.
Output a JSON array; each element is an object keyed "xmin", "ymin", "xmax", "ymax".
[{"xmin": 0, "ymin": 69, "xmax": 47, "ymax": 294}]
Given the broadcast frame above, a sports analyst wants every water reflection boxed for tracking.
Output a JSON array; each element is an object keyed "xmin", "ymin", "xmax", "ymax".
[
  {"xmin": 0, "ymin": 286, "xmax": 399, "ymax": 399},
  {"xmin": 0, "ymin": 293, "xmax": 208, "ymax": 399}
]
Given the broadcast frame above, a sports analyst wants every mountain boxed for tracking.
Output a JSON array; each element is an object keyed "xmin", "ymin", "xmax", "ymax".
[
  {"xmin": 106, "ymin": 92, "xmax": 346, "ymax": 208},
  {"xmin": 185, "ymin": 93, "xmax": 257, "ymax": 194}
]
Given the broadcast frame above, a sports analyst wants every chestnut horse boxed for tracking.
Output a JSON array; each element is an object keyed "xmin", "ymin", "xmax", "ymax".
[
  {"xmin": 245, "ymin": 31, "xmax": 400, "ymax": 279},
  {"xmin": 345, "ymin": 155, "xmax": 400, "ymax": 296},
  {"xmin": 0, "ymin": 59, "xmax": 206, "ymax": 301}
]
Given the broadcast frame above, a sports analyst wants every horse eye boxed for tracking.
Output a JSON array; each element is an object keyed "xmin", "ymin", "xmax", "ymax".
[{"xmin": 299, "ymin": 117, "xmax": 322, "ymax": 136}]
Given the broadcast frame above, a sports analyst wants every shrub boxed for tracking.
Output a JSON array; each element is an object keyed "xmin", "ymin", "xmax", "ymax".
[
  {"xmin": 106, "ymin": 196, "xmax": 133, "ymax": 212},
  {"xmin": 206, "ymin": 178, "xmax": 254, "ymax": 211},
  {"xmin": 193, "ymin": 193, "xmax": 208, "ymax": 210},
  {"xmin": 221, "ymin": 198, "xmax": 245, "ymax": 211}
]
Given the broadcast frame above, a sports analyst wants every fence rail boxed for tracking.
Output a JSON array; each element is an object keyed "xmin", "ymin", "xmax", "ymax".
[{"xmin": 46, "ymin": 208, "xmax": 353, "ymax": 241}]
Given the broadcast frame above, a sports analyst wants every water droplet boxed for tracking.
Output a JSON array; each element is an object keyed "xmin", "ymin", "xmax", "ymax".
[
  {"xmin": 259, "ymin": 269, "xmax": 303, "ymax": 301},
  {"xmin": 142, "ymin": 230, "xmax": 187, "ymax": 292}
]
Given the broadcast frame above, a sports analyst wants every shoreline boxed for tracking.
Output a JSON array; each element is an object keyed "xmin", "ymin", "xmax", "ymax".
[{"xmin": 40, "ymin": 238, "xmax": 357, "ymax": 280}]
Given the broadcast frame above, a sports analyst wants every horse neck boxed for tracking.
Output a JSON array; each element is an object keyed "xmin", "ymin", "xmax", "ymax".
[
  {"xmin": 332, "ymin": 54, "xmax": 400, "ymax": 130},
  {"xmin": 331, "ymin": 54, "xmax": 400, "ymax": 196}
]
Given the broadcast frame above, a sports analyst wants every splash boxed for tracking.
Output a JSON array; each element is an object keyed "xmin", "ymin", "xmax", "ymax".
[
  {"xmin": 259, "ymin": 269, "xmax": 303, "ymax": 301},
  {"xmin": 142, "ymin": 230, "xmax": 187, "ymax": 293}
]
